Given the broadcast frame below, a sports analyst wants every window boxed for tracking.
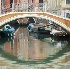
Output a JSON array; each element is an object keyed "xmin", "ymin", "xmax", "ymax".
[
  {"xmin": 39, "ymin": 0, "xmax": 43, "ymax": 3},
  {"xmin": 10, "ymin": 0, "xmax": 13, "ymax": 8},
  {"xmin": 39, "ymin": 0, "xmax": 43, "ymax": 7},
  {"xmin": 66, "ymin": 0, "xmax": 70, "ymax": 4},
  {"xmin": 66, "ymin": 13, "xmax": 70, "ymax": 18}
]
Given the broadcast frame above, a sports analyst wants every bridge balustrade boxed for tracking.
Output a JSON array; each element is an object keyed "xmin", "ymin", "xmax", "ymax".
[
  {"xmin": 1, "ymin": 3, "xmax": 61, "ymax": 16},
  {"xmin": 0, "ymin": 3, "xmax": 70, "ymax": 33},
  {"xmin": 1, "ymin": 3, "xmax": 47, "ymax": 13}
]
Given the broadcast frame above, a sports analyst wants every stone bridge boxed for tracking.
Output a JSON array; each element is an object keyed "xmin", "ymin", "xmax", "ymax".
[{"xmin": 0, "ymin": 12, "xmax": 70, "ymax": 32}]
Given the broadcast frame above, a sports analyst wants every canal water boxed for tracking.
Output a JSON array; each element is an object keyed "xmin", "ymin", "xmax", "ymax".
[{"xmin": 0, "ymin": 26, "xmax": 70, "ymax": 69}]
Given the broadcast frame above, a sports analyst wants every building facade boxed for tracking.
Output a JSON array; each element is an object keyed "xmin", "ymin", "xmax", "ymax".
[
  {"xmin": 1, "ymin": 0, "xmax": 47, "ymax": 13},
  {"xmin": 46, "ymin": 0, "xmax": 62, "ymax": 15},
  {"xmin": 0, "ymin": 0, "xmax": 70, "ymax": 18},
  {"xmin": 45, "ymin": 0, "xmax": 70, "ymax": 18},
  {"xmin": 61, "ymin": 0, "xmax": 70, "ymax": 18}
]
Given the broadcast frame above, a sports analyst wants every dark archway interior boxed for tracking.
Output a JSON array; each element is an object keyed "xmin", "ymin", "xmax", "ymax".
[{"xmin": 28, "ymin": 17, "xmax": 35, "ymax": 23}]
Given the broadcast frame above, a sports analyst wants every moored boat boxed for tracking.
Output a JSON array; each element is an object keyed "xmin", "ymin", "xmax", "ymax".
[
  {"xmin": 50, "ymin": 29, "xmax": 67, "ymax": 36},
  {"xmin": 3, "ymin": 24, "xmax": 15, "ymax": 35},
  {"xmin": 36, "ymin": 27, "xmax": 51, "ymax": 34},
  {"xmin": 27, "ymin": 22, "xmax": 49, "ymax": 33}
]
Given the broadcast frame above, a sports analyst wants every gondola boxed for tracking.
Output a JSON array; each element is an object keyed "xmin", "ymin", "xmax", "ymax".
[
  {"xmin": 37, "ymin": 27, "xmax": 51, "ymax": 34},
  {"xmin": 33, "ymin": 27, "xmax": 51, "ymax": 34}
]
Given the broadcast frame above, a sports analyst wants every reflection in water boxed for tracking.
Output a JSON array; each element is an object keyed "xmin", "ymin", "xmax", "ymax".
[{"xmin": 0, "ymin": 27, "xmax": 70, "ymax": 65}]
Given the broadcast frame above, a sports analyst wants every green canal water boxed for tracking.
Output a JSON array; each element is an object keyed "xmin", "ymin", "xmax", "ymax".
[{"xmin": 0, "ymin": 26, "xmax": 70, "ymax": 69}]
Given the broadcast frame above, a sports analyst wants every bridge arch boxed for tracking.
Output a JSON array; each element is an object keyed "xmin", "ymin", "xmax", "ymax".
[{"xmin": 0, "ymin": 12, "xmax": 70, "ymax": 32}]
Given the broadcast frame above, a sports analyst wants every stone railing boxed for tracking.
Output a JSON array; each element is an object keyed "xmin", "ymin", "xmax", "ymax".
[
  {"xmin": 1, "ymin": 2, "xmax": 70, "ymax": 19},
  {"xmin": 1, "ymin": 3, "xmax": 47, "ymax": 13}
]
